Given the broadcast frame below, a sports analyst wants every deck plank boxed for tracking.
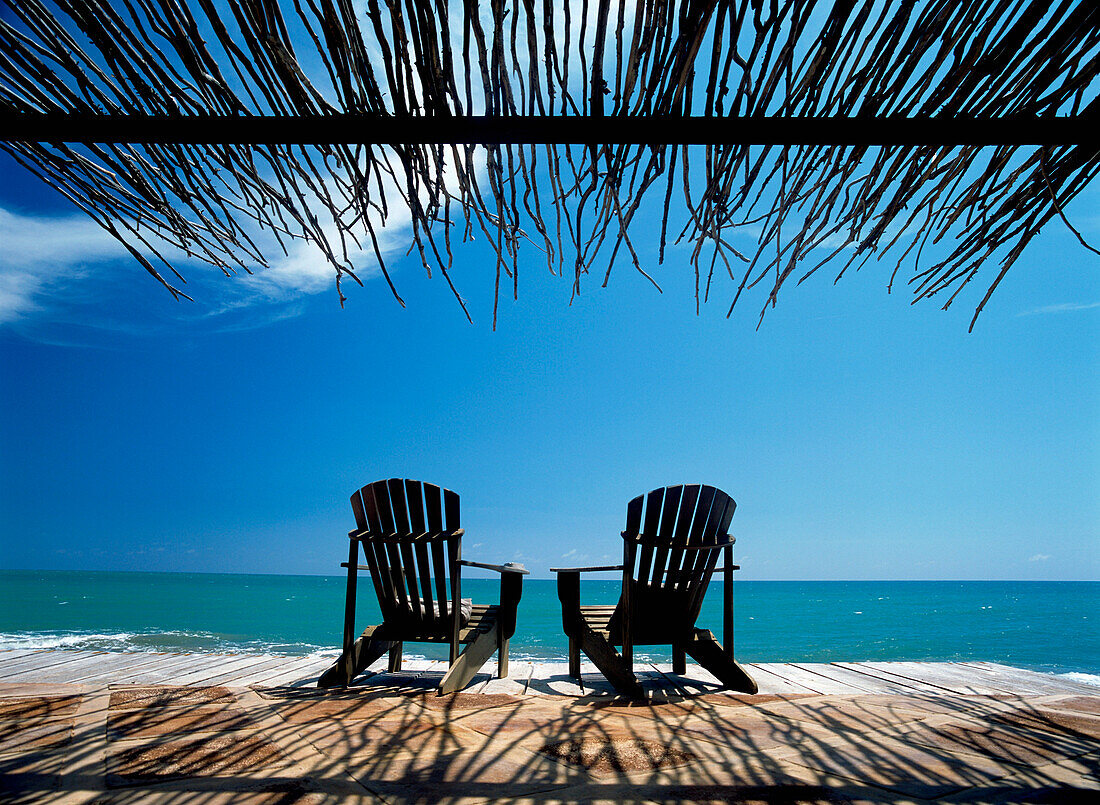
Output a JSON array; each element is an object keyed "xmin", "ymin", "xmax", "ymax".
[
  {"xmin": 1, "ymin": 651, "xmax": 114, "ymax": 682},
  {"xmin": 785, "ymin": 663, "xmax": 901, "ymax": 694},
  {"xmin": 183, "ymin": 654, "xmax": 294, "ymax": 687},
  {"xmin": 751, "ymin": 663, "xmax": 859, "ymax": 694},
  {"xmin": 244, "ymin": 655, "xmax": 335, "ymax": 687},
  {"xmin": 50, "ymin": 651, "xmax": 177, "ymax": 684},
  {"xmin": 955, "ymin": 661, "xmax": 1100, "ymax": 695},
  {"xmin": 855, "ymin": 661, "xmax": 1015, "ymax": 695},
  {"xmin": 832, "ymin": 662, "xmax": 956, "ymax": 694},
  {"xmin": 0, "ymin": 650, "xmax": 102, "ymax": 679},
  {"xmin": 0, "ymin": 650, "xmax": 1095, "ymax": 698},
  {"xmin": 742, "ymin": 663, "xmax": 828, "ymax": 695}
]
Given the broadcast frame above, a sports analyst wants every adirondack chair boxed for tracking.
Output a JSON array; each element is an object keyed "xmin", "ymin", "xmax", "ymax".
[
  {"xmin": 318, "ymin": 479, "xmax": 528, "ymax": 693},
  {"xmin": 551, "ymin": 484, "xmax": 757, "ymax": 698}
]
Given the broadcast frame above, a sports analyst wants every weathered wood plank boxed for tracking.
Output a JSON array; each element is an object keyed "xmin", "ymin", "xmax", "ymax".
[
  {"xmin": 956, "ymin": 662, "xmax": 1100, "ymax": 696},
  {"xmin": 0, "ymin": 649, "xmax": 44, "ymax": 665},
  {"xmin": 1, "ymin": 651, "xmax": 114, "ymax": 682},
  {"xmin": 739, "ymin": 664, "xmax": 824, "ymax": 696},
  {"xmin": 184, "ymin": 654, "xmax": 295, "ymax": 687},
  {"xmin": 168, "ymin": 654, "xmax": 277, "ymax": 686},
  {"xmin": 854, "ymin": 661, "xmax": 1014, "ymax": 695},
  {"xmin": 245, "ymin": 655, "xmax": 336, "ymax": 688},
  {"xmin": 1, "ymin": 650, "xmax": 1094, "ymax": 699},
  {"xmin": 127, "ymin": 654, "xmax": 243, "ymax": 686},
  {"xmin": 106, "ymin": 653, "xmax": 228, "ymax": 685},
  {"xmin": 832, "ymin": 662, "xmax": 954, "ymax": 695},
  {"xmin": 259, "ymin": 658, "xmax": 333, "ymax": 688},
  {"xmin": 0, "ymin": 650, "xmax": 102, "ymax": 679},
  {"xmin": 786, "ymin": 663, "xmax": 909, "ymax": 695},
  {"xmin": 751, "ymin": 663, "xmax": 858, "ymax": 694},
  {"xmin": 52, "ymin": 652, "xmax": 179, "ymax": 684}
]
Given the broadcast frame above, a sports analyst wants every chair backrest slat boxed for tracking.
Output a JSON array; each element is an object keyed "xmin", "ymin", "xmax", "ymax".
[
  {"xmin": 633, "ymin": 487, "xmax": 664, "ymax": 589},
  {"xmin": 350, "ymin": 479, "xmax": 461, "ymax": 632},
  {"xmin": 388, "ymin": 479, "xmax": 411, "ymax": 535},
  {"xmin": 405, "ymin": 480, "xmax": 426, "ymax": 535},
  {"xmin": 650, "ymin": 484, "xmax": 683, "ymax": 587},
  {"xmin": 622, "ymin": 484, "xmax": 736, "ymax": 638}
]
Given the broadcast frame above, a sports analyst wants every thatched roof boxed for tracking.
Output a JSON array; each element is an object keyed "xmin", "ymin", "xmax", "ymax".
[{"xmin": 2, "ymin": 1, "xmax": 1098, "ymax": 328}]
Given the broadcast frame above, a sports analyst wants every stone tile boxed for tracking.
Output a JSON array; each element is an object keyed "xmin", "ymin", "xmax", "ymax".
[
  {"xmin": 542, "ymin": 746, "xmax": 898, "ymax": 803},
  {"xmin": 108, "ymin": 686, "xmax": 235, "ymax": 710},
  {"xmin": 106, "ymin": 732, "xmax": 291, "ymax": 785},
  {"xmin": 695, "ymin": 692, "xmax": 818, "ymax": 709},
  {"xmin": 416, "ymin": 691, "xmax": 520, "ymax": 712},
  {"xmin": 300, "ymin": 709, "xmax": 483, "ymax": 759},
  {"xmin": 266, "ymin": 695, "xmax": 398, "ymax": 723},
  {"xmin": 539, "ymin": 731, "xmax": 698, "ymax": 776},
  {"xmin": 447, "ymin": 698, "xmax": 592, "ymax": 750},
  {"xmin": 779, "ymin": 731, "xmax": 1017, "ymax": 799},
  {"xmin": 896, "ymin": 719, "xmax": 1096, "ymax": 767},
  {"xmin": 0, "ymin": 749, "xmax": 68, "ymax": 800},
  {"xmin": 85, "ymin": 783, "xmax": 340, "ymax": 804},
  {"xmin": 751, "ymin": 698, "xmax": 938, "ymax": 734},
  {"xmin": 986, "ymin": 707, "xmax": 1100, "ymax": 742},
  {"xmin": 350, "ymin": 743, "xmax": 585, "ymax": 804},
  {"xmin": 940, "ymin": 755, "xmax": 1100, "ymax": 804},
  {"xmin": 0, "ymin": 695, "xmax": 82, "ymax": 720},
  {"xmin": 843, "ymin": 694, "xmax": 1006, "ymax": 718},
  {"xmin": 0, "ymin": 718, "xmax": 72, "ymax": 753},
  {"xmin": 0, "ymin": 683, "xmax": 86, "ymax": 699},
  {"xmin": 654, "ymin": 708, "xmax": 838, "ymax": 755},
  {"xmin": 1046, "ymin": 696, "xmax": 1100, "ymax": 716},
  {"xmin": 107, "ymin": 703, "xmax": 256, "ymax": 740}
]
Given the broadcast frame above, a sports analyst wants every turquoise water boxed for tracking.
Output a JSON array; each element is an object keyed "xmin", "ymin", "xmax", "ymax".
[{"xmin": 1, "ymin": 571, "xmax": 1096, "ymax": 683}]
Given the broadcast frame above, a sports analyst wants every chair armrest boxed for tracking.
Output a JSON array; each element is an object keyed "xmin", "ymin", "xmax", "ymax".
[
  {"xmin": 713, "ymin": 565, "xmax": 741, "ymax": 572},
  {"xmin": 349, "ymin": 527, "xmax": 466, "ymax": 541},
  {"xmin": 679, "ymin": 538, "xmax": 736, "ymax": 551},
  {"xmin": 548, "ymin": 565, "xmax": 624, "ymax": 573},
  {"xmin": 458, "ymin": 559, "xmax": 530, "ymax": 575}
]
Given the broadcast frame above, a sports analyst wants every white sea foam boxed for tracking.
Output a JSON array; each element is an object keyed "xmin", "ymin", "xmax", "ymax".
[
  {"xmin": 0, "ymin": 630, "xmax": 329, "ymax": 656},
  {"xmin": 1058, "ymin": 672, "xmax": 1100, "ymax": 688}
]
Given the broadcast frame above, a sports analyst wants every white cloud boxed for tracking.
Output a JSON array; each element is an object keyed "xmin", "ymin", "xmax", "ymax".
[
  {"xmin": 0, "ymin": 198, "xmax": 405, "ymax": 329},
  {"xmin": 1018, "ymin": 301, "xmax": 1100, "ymax": 316},
  {"xmin": 1028, "ymin": 554, "xmax": 1051, "ymax": 562},
  {"xmin": 0, "ymin": 207, "xmax": 126, "ymax": 323}
]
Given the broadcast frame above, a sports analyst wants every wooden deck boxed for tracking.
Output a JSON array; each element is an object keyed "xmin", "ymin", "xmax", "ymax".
[{"xmin": 1, "ymin": 648, "xmax": 1095, "ymax": 697}]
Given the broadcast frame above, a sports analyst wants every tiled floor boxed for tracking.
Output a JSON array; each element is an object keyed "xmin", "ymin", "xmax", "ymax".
[{"xmin": 0, "ymin": 678, "xmax": 1097, "ymax": 803}]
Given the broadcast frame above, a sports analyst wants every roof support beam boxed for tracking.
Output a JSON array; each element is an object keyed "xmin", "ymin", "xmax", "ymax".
[{"xmin": 1, "ymin": 113, "xmax": 1091, "ymax": 147}]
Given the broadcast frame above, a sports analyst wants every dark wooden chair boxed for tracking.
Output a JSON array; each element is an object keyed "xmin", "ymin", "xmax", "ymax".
[
  {"xmin": 551, "ymin": 484, "xmax": 757, "ymax": 698},
  {"xmin": 318, "ymin": 478, "xmax": 528, "ymax": 693}
]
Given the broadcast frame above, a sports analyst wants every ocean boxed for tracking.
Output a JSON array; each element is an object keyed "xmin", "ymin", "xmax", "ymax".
[{"xmin": 1, "ymin": 571, "xmax": 1097, "ymax": 686}]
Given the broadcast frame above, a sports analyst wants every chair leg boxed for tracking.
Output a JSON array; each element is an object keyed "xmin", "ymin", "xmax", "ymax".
[
  {"xmin": 441, "ymin": 620, "xmax": 500, "ymax": 694},
  {"xmin": 497, "ymin": 632, "xmax": 509, "ymax": 678},
  {"xmin": 568, "ymin": 636, "xmax": 581, "ymax": 680},
  {"xmin": 672, "ymin": 644, "xmax": 687, "ymax": 675},
  {"xmin": 388, "ymin": 642, "xmax": 403, "ymax": 672},
  {"xmin": 318, "ymin": 625, "xmax": 392, "ymax": 688},
  {"xmin": 685, "ymin": 629, "xmax": 757, "ymax": 694},
  {"xmin": 575, "ymin": 622, "xmax": 644, "ymax": 698}
]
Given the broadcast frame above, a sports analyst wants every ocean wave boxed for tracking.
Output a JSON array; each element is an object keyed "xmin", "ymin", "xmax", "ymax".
[
  {"xmin": 0, "ymin": 630, "xmax": 329, "ymax": 656},
  {"xmin": 1058, "ymin": 672, "xmax": 1100, "ymax": 688}
]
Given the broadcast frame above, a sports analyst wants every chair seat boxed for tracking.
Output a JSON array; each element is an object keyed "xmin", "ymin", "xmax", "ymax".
[{"xmin": 384, "ymin": 603, "xmax": 500, "ymax": 643}]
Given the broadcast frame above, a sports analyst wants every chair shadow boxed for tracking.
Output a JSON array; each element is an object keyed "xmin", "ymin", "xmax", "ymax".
[{"xmin": 2, "ymin": 678, "xmax": 1097, "ymax": 804}]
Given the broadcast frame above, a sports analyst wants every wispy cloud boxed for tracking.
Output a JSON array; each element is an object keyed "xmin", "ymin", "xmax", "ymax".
[
  {"xmin": 1028, "ymin": 554, "xmax": 1051, "ymax": 562},
  {"xmin": 0, "ymin": 207, "xmax": 125, "ymax": 324},
  {"xmin": 0, "ymin": 201, "xmax": 399, "ymax": 333},
  {"xmin": 1018, "ymin": 301, "xmax": 1100, "ymax": 317}
]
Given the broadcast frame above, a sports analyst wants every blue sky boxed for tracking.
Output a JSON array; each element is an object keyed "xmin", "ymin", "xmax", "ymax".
[{"xmin": 0, "ymin": 144, "xmax": 1097, "ymax": 581}]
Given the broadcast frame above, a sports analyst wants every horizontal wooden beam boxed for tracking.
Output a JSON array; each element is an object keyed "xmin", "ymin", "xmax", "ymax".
[{"xmin": 1, "ymin": 113, "xmax": 1091, "ymax": 146}]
